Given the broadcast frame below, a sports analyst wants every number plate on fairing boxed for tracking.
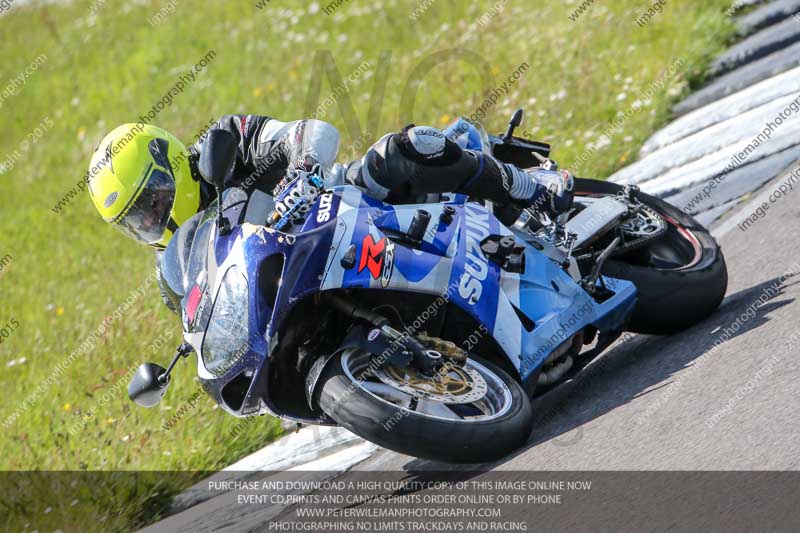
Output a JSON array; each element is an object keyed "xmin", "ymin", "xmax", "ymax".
[{"xmin": 565, "ymin": 196, "xmax": 630, "ymax": 249}]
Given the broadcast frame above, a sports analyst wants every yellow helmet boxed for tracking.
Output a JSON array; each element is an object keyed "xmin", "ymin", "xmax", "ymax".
[{"xmin": 87, "ymin": 123, "xmax": 200, "ymax": 248}]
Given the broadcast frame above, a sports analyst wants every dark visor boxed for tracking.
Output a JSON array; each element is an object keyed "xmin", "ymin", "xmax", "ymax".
[{"xmin": 114, "ymin": 168, "xmax": 176, "ymax": 244}]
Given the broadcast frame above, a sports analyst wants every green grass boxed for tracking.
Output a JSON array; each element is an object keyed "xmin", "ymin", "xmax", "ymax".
[{"xmin": 0, "ymin": 0, "xmax": 734, "ymax": 529}]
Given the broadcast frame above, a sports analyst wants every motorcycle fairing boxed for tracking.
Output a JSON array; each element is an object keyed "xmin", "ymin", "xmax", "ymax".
[
  {"xmin": 318, "ymin": 187, "xmax": 637, "ymax": 382},
  {"xmin": 169, "ymin": 184, "xmax": 636, "ymax": 420}
]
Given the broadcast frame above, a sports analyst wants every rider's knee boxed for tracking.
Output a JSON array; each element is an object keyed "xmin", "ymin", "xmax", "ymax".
[{"xmin": 345, "ymin": 133, "xmax": 394, "ymax": 199}]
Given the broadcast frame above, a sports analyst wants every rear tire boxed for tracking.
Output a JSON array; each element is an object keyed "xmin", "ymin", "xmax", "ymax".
[{"xmin": 574, "ymin": 178, "xmax": 728, "ymax": 334}]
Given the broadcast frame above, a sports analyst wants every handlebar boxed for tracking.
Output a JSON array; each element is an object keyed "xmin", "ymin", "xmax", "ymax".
[{"xmin": 268, "ymin": 171, "xmax": 325, "ymax": 231}]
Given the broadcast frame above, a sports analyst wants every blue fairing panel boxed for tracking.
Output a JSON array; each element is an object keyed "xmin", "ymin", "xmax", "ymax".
[
  {"xmin": 189, "ymin": 183, "xmax": 638, "ymax": 420},
  {"xmin": 318, "ymin": 188, "xmax": 637, "ymax": 382}
]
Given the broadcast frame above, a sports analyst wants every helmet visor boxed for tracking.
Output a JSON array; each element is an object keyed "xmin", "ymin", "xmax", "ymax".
[{"xmin": 114, "ymin": 167, "xmax": 176, "ymax": 244}]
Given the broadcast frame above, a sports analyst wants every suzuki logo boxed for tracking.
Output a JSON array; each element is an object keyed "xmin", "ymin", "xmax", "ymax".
[
  {"xmin": 316, "ymin": 193, "xmax": 334, "ymax": 223},
  {"xmin": 459, "ymin": 205, "xmax": 491, "ymax": 304}
]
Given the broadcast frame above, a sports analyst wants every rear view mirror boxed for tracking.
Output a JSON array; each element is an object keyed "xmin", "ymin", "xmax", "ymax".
[
  {"xmin": 128, "ymin": 362, "xmax": 170, "ymax": 408},
  {"xmin": 199, "ymin": 129, "xmax": 237, "ymax": 189},
  {"xmin": 502, "ymin": 108, "xmax": 524, "ymax": 142}
]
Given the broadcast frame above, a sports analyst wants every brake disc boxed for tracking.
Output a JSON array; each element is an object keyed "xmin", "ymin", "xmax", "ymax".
[
  {"xmin": 375, "ymin": 363, "xmax": 488, "ymax": 404},
  {"xmin": 374, "ymin": 335, "xmax": 486, "ymax": 404}
]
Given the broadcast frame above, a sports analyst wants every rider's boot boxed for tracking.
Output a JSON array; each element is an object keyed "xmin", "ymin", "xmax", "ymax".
[{"xmin": 504, "ymin": 165, "xmax": 575, "ymax": 217}]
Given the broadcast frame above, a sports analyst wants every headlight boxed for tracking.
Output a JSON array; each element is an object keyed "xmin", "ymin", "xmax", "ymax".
[{"xmin": 203, "ymin": 266, "xmax": 249, "ymax": 377}]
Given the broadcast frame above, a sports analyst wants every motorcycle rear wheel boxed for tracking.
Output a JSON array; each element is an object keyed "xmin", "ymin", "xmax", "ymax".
[
  {"xmin": 315, "ymin": 349, "xmax": 533, "ymax": 463},
  {"xmin": 574, "ymin": 178, "xmax": 728, "ymax": 334}
]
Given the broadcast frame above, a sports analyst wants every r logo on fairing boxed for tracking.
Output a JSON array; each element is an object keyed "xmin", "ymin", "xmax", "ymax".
[{"xmin": 358, "ymin": 234, "xmax": 394, "ymax": 287}]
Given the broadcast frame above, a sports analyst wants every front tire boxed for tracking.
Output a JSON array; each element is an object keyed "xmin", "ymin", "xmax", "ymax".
[
  {"xmin": 315, "ymin": 350, "xmax": 533, "ymax": 463},
  {"xmin": 574, "ymin": 178, "xmax": 728, "ymax": 334}
]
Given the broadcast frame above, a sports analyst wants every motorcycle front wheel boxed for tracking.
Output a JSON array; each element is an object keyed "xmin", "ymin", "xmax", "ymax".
[{"xmin": 315, "ymin": 348, "xmax": 533, "ymax": 463}]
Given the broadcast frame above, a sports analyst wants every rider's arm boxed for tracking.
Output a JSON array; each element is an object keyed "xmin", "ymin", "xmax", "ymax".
[{"xmin": 191, "ymin": 115, "xmax": 340, "ymax": 193}]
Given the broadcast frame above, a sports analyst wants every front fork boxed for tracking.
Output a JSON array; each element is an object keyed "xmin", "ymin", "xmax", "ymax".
[
  {"xmin": 325, "ymin": 293, "xmax": 446, "ymax": 376},
  {"xmin": 303, "ymin": 295, "xmax": 449, "ymax": 410},
  {"xmin": 342, "ymin": 322, "xmax": 446, "ymax": 376}
]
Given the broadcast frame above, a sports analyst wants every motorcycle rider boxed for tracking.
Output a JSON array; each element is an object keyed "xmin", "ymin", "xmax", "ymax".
[{"xmin": 87, "ymin": 114, "xmax": 574, "ymax": 310}]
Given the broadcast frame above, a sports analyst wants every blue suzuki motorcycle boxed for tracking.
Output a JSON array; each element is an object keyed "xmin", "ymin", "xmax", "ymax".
[{"xmin": 129, "ymin": 111, "xmax": 727, "ymax": 463}]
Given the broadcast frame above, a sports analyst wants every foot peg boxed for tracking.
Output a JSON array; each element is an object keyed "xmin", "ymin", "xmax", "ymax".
[{"xmin": 582, "ymin": 236, "xmax": 620, "ymax": 294}]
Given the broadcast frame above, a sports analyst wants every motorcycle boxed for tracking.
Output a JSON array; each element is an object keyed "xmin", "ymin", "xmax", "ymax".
[{"xmin": 128, "ymin": 110, "xmax": 727, "ymax": 463}]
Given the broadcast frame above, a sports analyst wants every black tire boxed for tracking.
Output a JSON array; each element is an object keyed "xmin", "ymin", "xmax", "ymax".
[
  {"xmin": 574, "ymin": 178, "xmax": 728, "ymax": 334},
  {"xmin": 315, "ymin": 351, "xmax": 533, "ymax": 463}
]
